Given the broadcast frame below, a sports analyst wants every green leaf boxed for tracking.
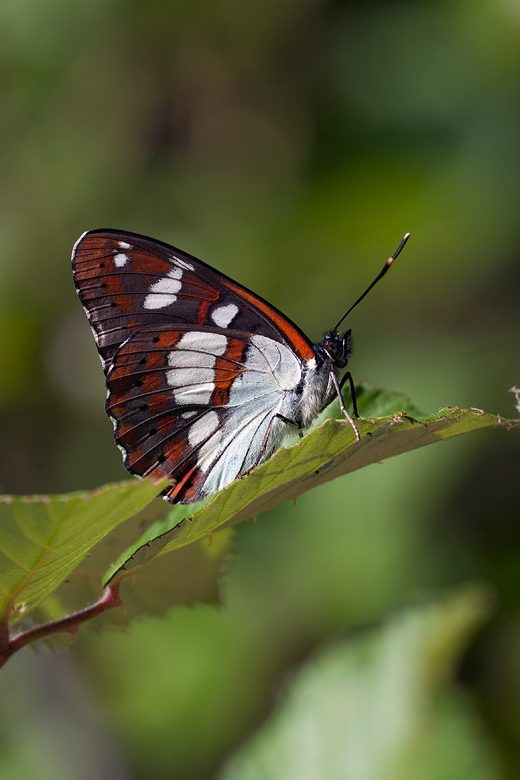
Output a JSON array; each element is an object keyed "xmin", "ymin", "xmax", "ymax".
[
  {"xmin": 217, "ymin": 586, "xmax": 498, "ymax": 780},
  {"xmin": 0, "ymin": 478, "xmax": 168, "ymax": 624},
  {"xmin": 335, "ymin": 382, "xmax": 423, "ymax": 419},
  {"xmin": 51, "ymin": 522, "xmax": 233, "ymax": 627},
  {"xmin": 106, "ymin": 402, "xmax": 516, "ymax": 583}
]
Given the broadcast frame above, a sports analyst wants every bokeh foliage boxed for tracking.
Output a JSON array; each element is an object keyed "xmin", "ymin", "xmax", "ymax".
[{"xmin": 1, "ymin": 0, "xmax": 520, "ymax": 778}]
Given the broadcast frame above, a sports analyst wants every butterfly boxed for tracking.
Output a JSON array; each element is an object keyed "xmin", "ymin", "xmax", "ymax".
[{"xmin": 71, "ymin": 229, "xmax": 409, "ymax": 503}]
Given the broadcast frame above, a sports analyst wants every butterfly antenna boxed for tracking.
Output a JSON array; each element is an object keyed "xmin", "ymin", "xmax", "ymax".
[{"xmin": 333, "ymin": 233, "xmax": 410, "ymax": 333}]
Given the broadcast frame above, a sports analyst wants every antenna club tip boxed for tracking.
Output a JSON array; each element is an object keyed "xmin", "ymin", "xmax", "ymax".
[{"xmin": 403, "ymin": 232, "xmax": 411, "ymax": 240}]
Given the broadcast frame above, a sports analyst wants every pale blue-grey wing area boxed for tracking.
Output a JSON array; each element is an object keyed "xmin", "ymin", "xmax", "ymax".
[{"xmin": 181, "ymin": 332, "xmax": 304, "ymax": 499}]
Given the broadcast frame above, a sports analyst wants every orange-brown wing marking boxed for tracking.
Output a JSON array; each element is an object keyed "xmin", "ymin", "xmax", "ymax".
[
  {"xmin": 220, "ymin": 280, "xmax": 315, "ymax": 362},
  {"xmin": 211, "ymin": 337, "xmax": 249, "ymax": 406}
]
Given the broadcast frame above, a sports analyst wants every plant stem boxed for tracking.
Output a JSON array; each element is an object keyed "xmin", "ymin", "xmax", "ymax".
[{"xmin": 0, "ymin": 578, "xmax": 125, "ymax": 669}]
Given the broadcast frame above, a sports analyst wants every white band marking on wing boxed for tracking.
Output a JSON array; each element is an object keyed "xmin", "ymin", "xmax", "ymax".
[
  {"xmin": 177, "ymin": 331, "xmax": 228, "ymax": 354},
  {"xmin": 144, "ymin": 268, "xmax": 183, "ymax": 309},
  {"xmin": 172, "ymin": 256, "xmax": 195, "ymax": 272},
  {"xmin": 211, "ymin": 303, "xmax": 239, "ymax": 328},
  {"xmin": 166, "ymin": 331, "xmax": 228, "ymax": 404},
  {"xmin": 188, "ymin": 411, "xmax": 219, "ymax": 447},
  {"xmin": 114, "ymin": 253, "xmax": 129, "ymax": 267}
]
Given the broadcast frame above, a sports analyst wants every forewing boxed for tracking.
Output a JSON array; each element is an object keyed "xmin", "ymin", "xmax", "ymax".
[
  {"xmin": 71, "ymin": 229, "xmax": 314, "ymax": 372},
  {"xmin": 106, "ymin": 325, "xmax": 303, "ymax": 502}
]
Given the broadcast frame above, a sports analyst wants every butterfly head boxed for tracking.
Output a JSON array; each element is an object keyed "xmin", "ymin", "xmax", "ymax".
[{"xmin": 315, "ymin": 328, "xmax": 352, "ymax": 369}]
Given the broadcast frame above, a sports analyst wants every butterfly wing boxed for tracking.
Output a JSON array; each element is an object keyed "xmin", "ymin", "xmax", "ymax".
[
  {"xmin": 71, "ymin": 229, "xmax": 315, "ymax": 502},
  {"xmin": 72, "ymin": 229, "xmax": 314, "ymax": 369}
]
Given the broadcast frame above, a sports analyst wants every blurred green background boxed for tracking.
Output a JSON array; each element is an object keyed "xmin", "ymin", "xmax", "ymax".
[{"xmin": 1, "ymin": 0, "xmax": 520, "ymax": 777}]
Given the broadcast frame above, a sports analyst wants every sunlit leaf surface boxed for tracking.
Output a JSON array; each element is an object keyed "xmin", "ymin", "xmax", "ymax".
[
  {"xmin": 105, "ymin": 391, "xmax": 516, "ymax": 583},
  {"xmin": 0, "ymin": 478, "xmax": 167, "ymax": 623}
]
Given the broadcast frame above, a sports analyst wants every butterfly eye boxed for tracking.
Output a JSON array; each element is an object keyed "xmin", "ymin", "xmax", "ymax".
[
  {"xmin": 323, "ymin": 337, "xmax": 341, "ymax": 358},
  {"xmin": 321, "ymin": 334, "xmax": 350, "ymax": 367}
]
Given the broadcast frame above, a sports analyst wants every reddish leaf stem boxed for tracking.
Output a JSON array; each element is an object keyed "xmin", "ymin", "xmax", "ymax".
[{"xmin": 0, "ymin": 578, "xmax": 126, "ymax": 669}]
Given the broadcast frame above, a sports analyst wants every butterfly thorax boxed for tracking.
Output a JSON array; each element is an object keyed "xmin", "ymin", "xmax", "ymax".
[{"xmin": 275, "ymin": 328, "xmax": 352, "ymax": 433}]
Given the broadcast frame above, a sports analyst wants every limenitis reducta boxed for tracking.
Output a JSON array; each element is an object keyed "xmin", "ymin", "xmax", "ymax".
[{"xmin": 72, "ymin": 230, "xmax": 409, "ymax": 503}]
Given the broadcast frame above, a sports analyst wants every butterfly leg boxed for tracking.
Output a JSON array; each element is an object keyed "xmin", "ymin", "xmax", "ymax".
[
  {"xmin": 339, "ymin": 371, "xmax": 359, "ymax": 417},
  {"xmin": 330, "ymin": 371, "xmax": 360, "ymax": 442},
  {"xmin": 276, "ymin": 413, "xmax": 304, "ymax": 438}
]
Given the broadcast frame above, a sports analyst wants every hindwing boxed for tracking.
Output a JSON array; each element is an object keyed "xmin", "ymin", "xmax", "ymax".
[{"xmin": 104, "ymin": 324, "xmax": 303, "ymax": 502}]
